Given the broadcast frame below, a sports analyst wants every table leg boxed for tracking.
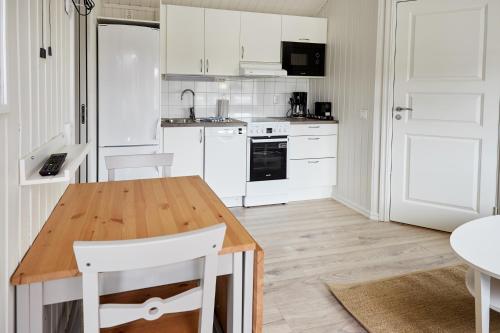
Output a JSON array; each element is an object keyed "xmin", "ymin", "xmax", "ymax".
[
  {"xmin": 228, "ymin": 252, "xmax": 243, "ymax": 333},
  {"xmin": 17, "ymin": 283, "xmax": 44, "ymax": 333},
  {"xmin": 242, "ymin": 251, "xmax": 254, "ymax": 333},
  {"xmin": 475, "ymin": 270, "xmax": 491, "ymax": 333}
]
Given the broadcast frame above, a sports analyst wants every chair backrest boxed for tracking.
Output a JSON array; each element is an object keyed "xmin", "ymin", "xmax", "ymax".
[
  {"xmin": 104, "ymin": 153, "xmax": 174, "ymax": 181},
  {"xmin": 73, "ymin": 224, "xmax": 226, "ymax": 333}
]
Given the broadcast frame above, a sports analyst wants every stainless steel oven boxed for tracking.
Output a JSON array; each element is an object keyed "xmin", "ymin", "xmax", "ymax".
[
  {"xmin": 281, "ymin": 42, "xmax": 326, "ymax": 77},
  {"xmin": 248, "ymin": 137, "xmax": 288, "ymax": 182}
]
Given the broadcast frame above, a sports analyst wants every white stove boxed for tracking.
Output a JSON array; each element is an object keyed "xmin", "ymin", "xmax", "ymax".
[{"xmin": 242, "ymin": 118, "xmax": 291, "ymax": 207}]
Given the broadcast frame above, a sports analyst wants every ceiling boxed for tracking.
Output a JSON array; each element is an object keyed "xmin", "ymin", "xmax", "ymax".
[{"xmin": 103, "ymin": 0, "xmax": 328, "ymax": 16}]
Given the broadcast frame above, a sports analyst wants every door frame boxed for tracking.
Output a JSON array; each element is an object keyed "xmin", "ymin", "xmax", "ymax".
[
  {"xmin": 370, "ymin": 0, "xmax": 410, "ymax": 222},
  {"xmin": 370, "ymin": 0, "xmax": 500, "ymax": 222}
]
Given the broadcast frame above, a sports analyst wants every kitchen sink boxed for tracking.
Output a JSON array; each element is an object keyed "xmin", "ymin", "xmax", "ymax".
[{"xmin": 162, "ymin": 118, "xmax": 200, "ymax": 124}]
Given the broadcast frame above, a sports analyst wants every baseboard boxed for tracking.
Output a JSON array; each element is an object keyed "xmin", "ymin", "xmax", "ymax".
[
  {"xmin": 331, "ymin": 192, "xmax": 372, "ymax": 219},
  {"xmin": 289, "ymin": 186, "xmax": 333, "ymax": 202}
]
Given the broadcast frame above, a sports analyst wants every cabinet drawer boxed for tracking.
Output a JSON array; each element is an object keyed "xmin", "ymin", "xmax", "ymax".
[
  {"xmin": 290, "ymin": 123, "xmax": 337, "ymax": 136},
  {"xmin": 290, "ymin": 158, "xmax": 337, "ymax": 188},
  {"xmin": 289, "ymin": 135, "xmax": 337, "ymax": 159}
]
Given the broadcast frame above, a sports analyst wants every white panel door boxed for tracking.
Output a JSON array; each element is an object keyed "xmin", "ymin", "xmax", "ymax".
[
  {"xmin": 163, "ymin": 127, "xmax": 204, "ymax": 177},
  {"xmin": 205, "ymin": 9, "xmax": 241, "ymax": 76},
  {"xmin": 390, "ymin": 0, "xmax": 500, "ymax": 231},
  {"xmin": 240, "ymin": 12, "xmax": 281, "ymax": 63},
  {"xmin": 166, "ymin": 5, "xmax": 205, "ymax": 75},
  {"xmin": 98, "ymin": 25, "xmax": 160, "ymax": 146},
  {"xmin": 281, "ymin": 16, "xmax": 327, "ymax": 44}
]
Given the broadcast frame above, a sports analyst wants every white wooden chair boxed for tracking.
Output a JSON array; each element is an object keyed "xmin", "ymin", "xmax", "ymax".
[
  {"xmin": 104, "ymin": 153, "xmax": 174, "ymax": 181},
  {"xmin": 73, "ymin": 224, "xmax": 226, "ymax": 333}
]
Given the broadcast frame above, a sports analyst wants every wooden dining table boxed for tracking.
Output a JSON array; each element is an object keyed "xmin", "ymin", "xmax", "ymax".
[{"xmin": 11, "ymin": 176, "xmax": 264, "ymax": 333}]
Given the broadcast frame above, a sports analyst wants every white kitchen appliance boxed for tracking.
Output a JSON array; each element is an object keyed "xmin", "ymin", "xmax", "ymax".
[
  {"xmin": 204, "ymin": 126, "xmax": 247, "ymax": 207},
  {"xmin": 97, "ymin": 24, "xmax": 161, "ymax": 181},
  {"xmin": 244, "ymin": 118, "xmax": 290, "ymax": 207}
]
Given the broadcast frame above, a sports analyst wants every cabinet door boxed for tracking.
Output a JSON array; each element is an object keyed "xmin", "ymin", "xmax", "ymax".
[
  {"xmin": 290, "ymin": 158, "xmax": 337, "ymax": 188},
  {"xmin": 163, "ymin": 127, "xmax": 204, "ymax": 177},
  {"xmin": 240, "ymin": 12, "xmax": 281, "ymax": 63},
  {"xmin": 282, "ymin": 16, "xmax": 327, "ymax": 44},
  {"xmin": 166, "ymin": 5, "xmax": 205, "ymax": 75},
  {"xmin": 205, "ymin": 9, "xmax": 241, "ymax": 76}
]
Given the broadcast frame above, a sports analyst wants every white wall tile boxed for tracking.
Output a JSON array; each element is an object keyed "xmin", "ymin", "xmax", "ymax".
[{"xmin": 161, "ymin": 77, "xmax": 309, "ymax": 118}]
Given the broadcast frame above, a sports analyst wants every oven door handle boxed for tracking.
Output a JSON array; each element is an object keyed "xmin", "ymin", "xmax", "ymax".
[{"xmin": 251, "ymin": 138, "xmax": 288, "ymax": 143}]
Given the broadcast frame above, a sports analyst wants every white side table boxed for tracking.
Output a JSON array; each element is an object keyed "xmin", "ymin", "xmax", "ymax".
[{"xmin": 450, "ymin": 216, "xmax": 500, "ymax": 333}]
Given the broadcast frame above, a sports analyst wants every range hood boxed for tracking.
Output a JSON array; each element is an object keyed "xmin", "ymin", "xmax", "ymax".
[{"xmin": 239, "ymin": 62, "xmax": 287, "ymax": 77}]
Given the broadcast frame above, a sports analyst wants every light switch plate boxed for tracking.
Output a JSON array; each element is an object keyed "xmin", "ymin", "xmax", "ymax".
[
  {"xmin": 360, "ymin": 109, "xmax": 368, "ymax": 120},
  {"xmin": 273, "ymin": 95, "xmax": 279, "ymax": 104}
]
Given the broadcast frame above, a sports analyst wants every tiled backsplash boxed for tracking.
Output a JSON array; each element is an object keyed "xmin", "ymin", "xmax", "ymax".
[{"xmin": 161, "ymin": 78, "xmax": 309, "ymax": 119}]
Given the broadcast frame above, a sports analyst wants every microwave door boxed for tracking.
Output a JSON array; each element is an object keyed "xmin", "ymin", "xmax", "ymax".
[{"xmin": 282, "ymin": 42, "xmax": 325, "ymax": 77}]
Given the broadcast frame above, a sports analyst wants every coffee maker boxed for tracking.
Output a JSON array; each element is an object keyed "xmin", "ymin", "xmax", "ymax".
[{"xmin": 289, "ymin": 92, "xmax": 308, "ymax": 118}]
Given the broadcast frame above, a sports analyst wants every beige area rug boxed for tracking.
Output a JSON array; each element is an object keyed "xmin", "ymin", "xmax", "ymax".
[{"xmin": 329, "ymin": 265, "xmax": 500, "ymax": 333}]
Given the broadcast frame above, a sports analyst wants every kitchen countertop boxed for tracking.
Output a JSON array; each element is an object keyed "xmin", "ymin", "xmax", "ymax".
[
  {"xmin": 271, "ymin": 117, "xmax": 339, "ymax": 124},
  {"xmin": 161, "ymin": 118, "xmax": 247, "ymax": 127}
]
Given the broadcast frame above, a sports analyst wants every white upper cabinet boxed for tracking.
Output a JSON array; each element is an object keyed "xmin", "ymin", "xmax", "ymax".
[
  {"xmin": 240, "ymin": 12, "xmax": 282, "ymax": 63},
  {"xmin": 166, "ymin": 5, "xmax": 205, "ymax": 75},
  {"xmin": 282, "ymin": 15, "xmax": 327, "ymax": 44},
  {"xmin": 205, "ymin": 9, "xmax": 241, "ymax": 76}
]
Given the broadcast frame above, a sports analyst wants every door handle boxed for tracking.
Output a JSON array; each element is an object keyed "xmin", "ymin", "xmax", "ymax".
[
  {"xmin": 307, "ymin": 137, "xmax": 321, "ymax": 141},
  {"xmin": 394, "ymin": 106, "xmax": 413, "ymax": 112},
  {"xmin": 199, "ymin": 128, "xmax": 203, "ymax": 143},
  {"xmin": 200, "ymin": 59, "xmax": 203, "ymax": 73},
  {"xmin": 241, "ymin": 46, "xmax": 245, "ymax": 60},
  {"xmin": 206, "ymin": 59, "xmax": 209, "ymax": 73}
]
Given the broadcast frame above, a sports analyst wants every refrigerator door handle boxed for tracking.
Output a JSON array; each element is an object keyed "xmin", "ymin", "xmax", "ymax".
[{"xmin": 154, "ymin": 119, "xmax": 161, "ymax": 142}]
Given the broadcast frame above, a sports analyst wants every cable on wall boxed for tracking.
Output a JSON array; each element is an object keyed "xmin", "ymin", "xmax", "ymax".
[
  {"xmin": 48, "ymin": 0, "xmax": 52, "ymax": 56},
  {"xmin": 72, "ymin": 0, "xmax": 95, "ymax": 17},
  {"xmin": 40, "ymin": 0, "xmax": 46, "ymax": 58}
]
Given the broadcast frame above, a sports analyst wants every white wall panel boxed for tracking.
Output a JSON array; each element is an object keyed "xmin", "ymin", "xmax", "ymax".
[
  {"xmin": 309, "ymin": 0, "xmax": 379, "ymax": 216},
  {"xmin": 0, "ymin": 0, "xmax": 74, "ymax": 331}
]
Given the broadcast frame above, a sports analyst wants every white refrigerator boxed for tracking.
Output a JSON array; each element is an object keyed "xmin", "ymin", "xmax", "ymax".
[{"xmin": 97, "ymin": 25, "xmax": 161, "ymax": 181}]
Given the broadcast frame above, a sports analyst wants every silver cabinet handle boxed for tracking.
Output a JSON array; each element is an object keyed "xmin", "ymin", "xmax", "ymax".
[
  {"xmin": 241, "ymin": 46, "xmax": 244, "ymax": 59},
  {"xmin": 206, "ymin": 59, "xmax": 209, "ymax": 73},
  {"xmin": 307, "ymin": 137, "xmax": 321, "ymax": 141},
  {"xmin": 308, "ymin": 125, "xmax": 320, "ymax": 129},
  {"xmin": 200, "ymin": 59, "xmax": 203, "ymax": 73},
  {"xmin": 299, "ymin": 38, "xmax": 310, "ymax": 41},
  {"xmin": 394, "ymin": 106, "xmax": 413, "ymax": 112},
  {"xmin": 308, "ymin": 160, "xmax": 320, "ymax": 164},
  {"xmin": 199, "ymin": 128, "xmax": 203, "ymax": 143}
]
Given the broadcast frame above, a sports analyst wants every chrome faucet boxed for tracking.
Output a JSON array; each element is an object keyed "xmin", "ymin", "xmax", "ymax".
[{"xmin": 181, "ymin": 89, "xmax": 196, "ymax": 121}]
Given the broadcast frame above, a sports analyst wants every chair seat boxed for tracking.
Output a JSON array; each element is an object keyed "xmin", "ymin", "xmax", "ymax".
[{"xmin": 100, "ymin": 282, "xmax": 200, "ymax": 333}]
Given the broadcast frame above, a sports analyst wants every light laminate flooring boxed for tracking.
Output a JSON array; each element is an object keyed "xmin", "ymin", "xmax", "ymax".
[{"xmin": 231, "ymin": 199, "xmax": 462, "ymax": 333}]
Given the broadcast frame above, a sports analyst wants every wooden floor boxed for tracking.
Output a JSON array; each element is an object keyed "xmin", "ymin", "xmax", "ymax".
[{"xmin": 231, "ymin": 199, "xmax": 462, "ymax": 333}]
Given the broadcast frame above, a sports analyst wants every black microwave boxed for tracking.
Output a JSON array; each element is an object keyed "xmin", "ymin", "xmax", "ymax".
[{"xmin": 281, "ymin": 42, "xmax": 326, "ymax": 77}]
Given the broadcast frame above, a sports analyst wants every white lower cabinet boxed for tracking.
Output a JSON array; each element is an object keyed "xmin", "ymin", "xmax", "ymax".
[
  {"xmin": 163, "ymin": 127, "xmax": 204, "ymax": 177},
  {"xmin": 289, "ymin": 135, "xmax": 337, "ymax": 159},
  {"xmin": 289, "ymin": 158, "xmax": 337, "ymax": 188},
  {"xmin": 289, "ymin": 123, "xmax": 338, "ymax": 201}
]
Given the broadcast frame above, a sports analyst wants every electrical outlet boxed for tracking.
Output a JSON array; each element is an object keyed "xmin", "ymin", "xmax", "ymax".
[
  {"xmin": 360, "ymin": 109, "xmax": 368, "ymax": 120},
  {"xmin": 126, "ymin": 9, "xmax": 133, "ymax": 20},
  {"xmin": 273, "ymin": 95, "xmax": 279, "ymax": 104}
]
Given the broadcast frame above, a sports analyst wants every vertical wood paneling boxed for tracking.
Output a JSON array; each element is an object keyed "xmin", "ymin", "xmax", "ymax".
[
  {"xmin": 0, "ymin": 0, "xmax": 74, "ymax": 331},
  {"xmin": 310, "ymin": 0, "xmax": 379, "ymax": 215}
]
